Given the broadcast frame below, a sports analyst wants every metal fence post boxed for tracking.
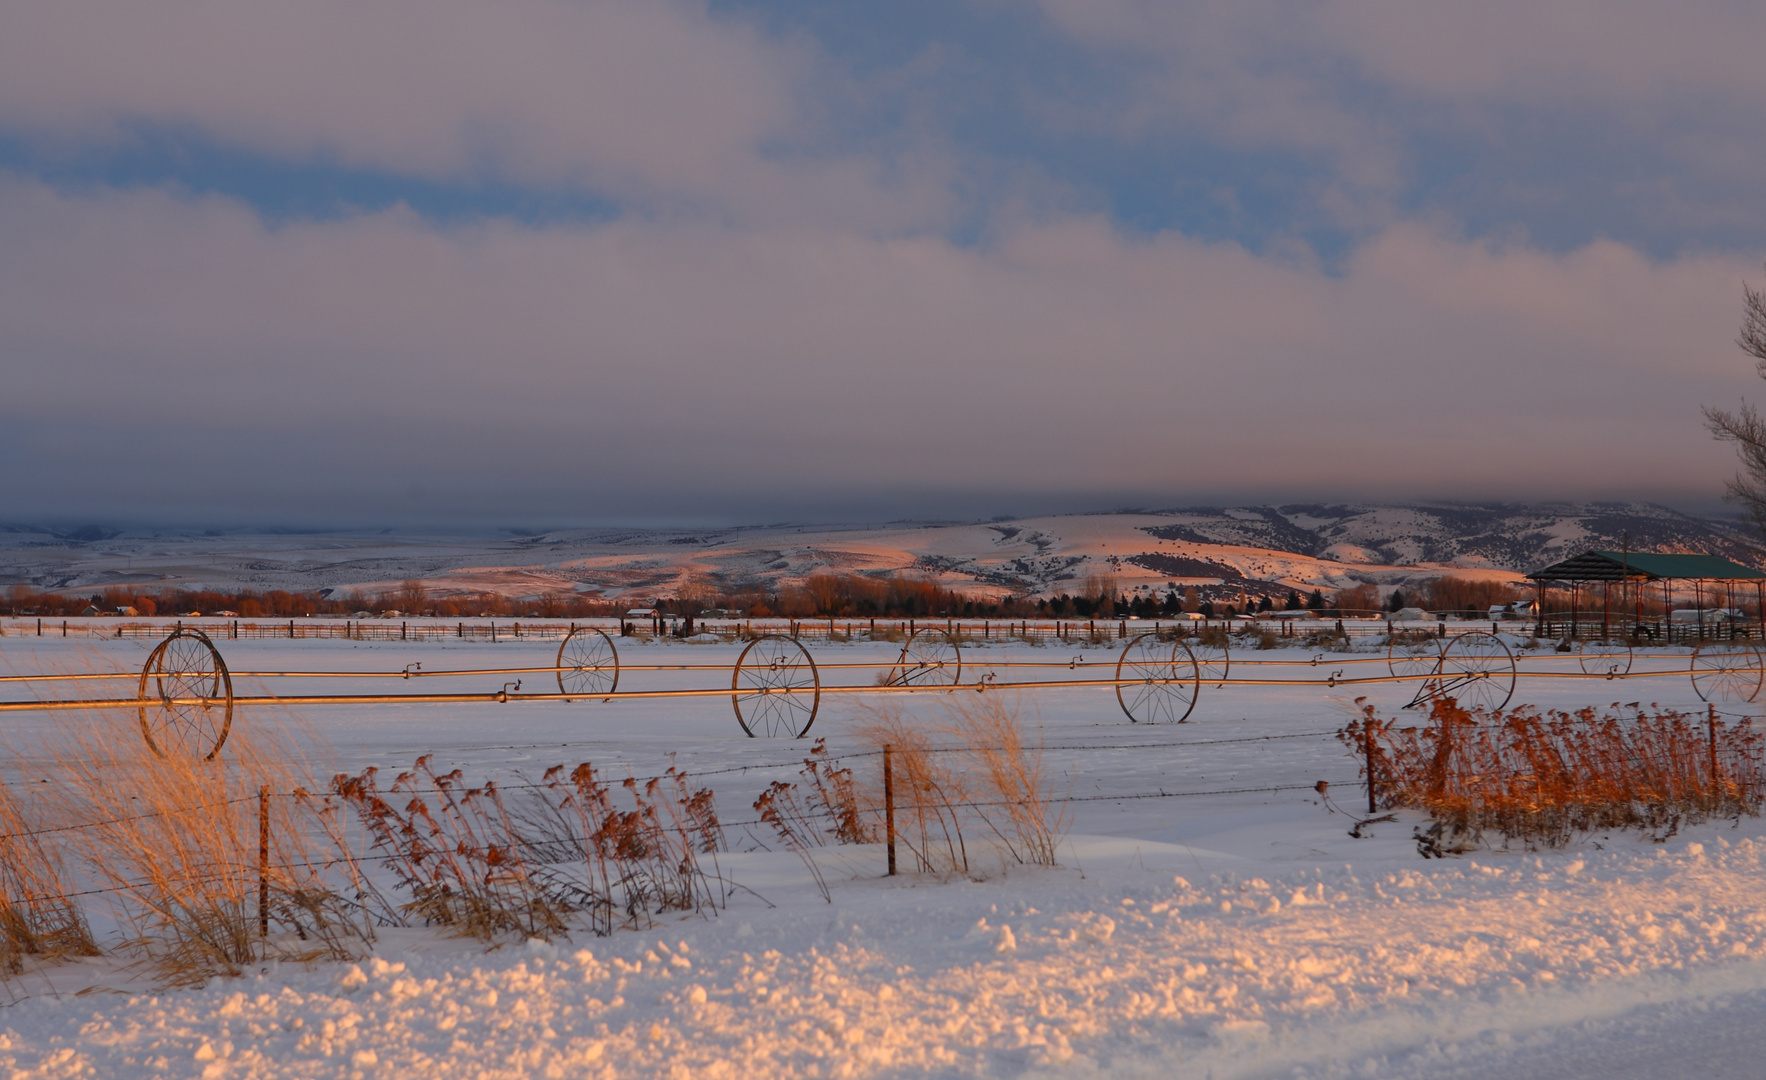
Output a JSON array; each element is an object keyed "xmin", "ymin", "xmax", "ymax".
[{"xmin": 884, "ymin": 744, "xmax": 896, "ymax": 877}]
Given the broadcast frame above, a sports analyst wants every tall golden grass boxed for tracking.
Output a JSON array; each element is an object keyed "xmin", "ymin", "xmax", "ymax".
[
  {"xmin": 772, "ymin": 694, "xmax": 1073, "ymax": 876},
  {"xmin": 0, "ymin": 780, "xmax": 97, "ymax": 972},
  {"xmin": 938, "ymin": 695, "xmax": 1068, "ymax": 867},
  {"xmin": 1343, "ymin": 697, "xmax": 1766, "ymax": 848},
  {"xmin": 13, "ymin": 709, "xmax": 364, "ymax": 985}
]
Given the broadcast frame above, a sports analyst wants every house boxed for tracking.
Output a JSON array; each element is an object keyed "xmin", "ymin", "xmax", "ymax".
[
  {"xmin": 1670, "ymin": 608, "xmax": 1745, "ymax": 624},
  {"xmin": 1390, "ymin": 606, "xmax": 1430, "ymax": 621},
  {"xmin": 1488, "ymin": 600, "xmax": 1537, "ymax": 619}
]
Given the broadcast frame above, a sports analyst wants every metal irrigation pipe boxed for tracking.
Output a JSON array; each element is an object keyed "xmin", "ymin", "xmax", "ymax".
[{"xmin": 0, "ymin": 671, "xmax": 139, "ymax": 683}]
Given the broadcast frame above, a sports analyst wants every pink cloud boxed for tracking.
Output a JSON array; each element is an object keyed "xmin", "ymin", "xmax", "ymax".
[{"xmin": 0, "ymin": 176, "xmax": 1753, "ymax": 515}]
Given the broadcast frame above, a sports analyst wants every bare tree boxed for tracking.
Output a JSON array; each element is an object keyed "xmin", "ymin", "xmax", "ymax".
[
  {"xmin": 394, "ymin": 579, "xmax": 428, "ymax": 614},
  {"xmin": 1705, "ymin": 267, "xmax": 1766, "ymax": 537}
]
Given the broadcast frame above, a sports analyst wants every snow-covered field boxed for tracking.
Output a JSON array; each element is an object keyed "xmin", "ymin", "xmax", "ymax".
[{"xmin": 2, "ymin": 631, "xmax": 1766, "ymax": 1078}]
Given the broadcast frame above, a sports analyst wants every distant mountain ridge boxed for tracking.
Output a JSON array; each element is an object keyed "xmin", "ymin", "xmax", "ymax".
[
  {"xmin": 1136, "ymin": 503, "xmax": 1761, "ymax": 574},
  {"xmin": 0, "ymin": 502, "xmax": 1755, "ymax": 599}
]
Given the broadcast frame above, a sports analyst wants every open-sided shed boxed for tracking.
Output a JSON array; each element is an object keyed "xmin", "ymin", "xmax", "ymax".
[{"xmin": 1525, "ymin": 550, "xmax": 1766, "ymax": 641}]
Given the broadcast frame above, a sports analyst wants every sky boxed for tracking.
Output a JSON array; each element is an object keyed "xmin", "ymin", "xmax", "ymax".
[{"xmin": 4, "ymin": 1, "xmax": 1766, "ymax": 529}]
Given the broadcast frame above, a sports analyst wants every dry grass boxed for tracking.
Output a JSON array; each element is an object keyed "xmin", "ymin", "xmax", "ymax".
[
  {"xmin": 797, "ymin": 739, "xmax": 876, "ymax": 845},
  {"xmin": 1303, "ymin": 627, "xmax": 1352, "ymax": 650},
  {"xmin": 939, "ymin": 695, "xmax": 1069, "ymax": 866},
  {"xmin": 334, "ymin": 757, "xmax": 570, "ymax": 941},
  {"xmin": 1343, "ymin": 697, "xmax": 1766, "ymax": 849},
  {"xmin": 852, "ymin": 710, "xmax": 972, "ymax": 874},
  {"xmin": 1195, "ymin": 626, "xmax": 1230, "ymax": 649},
  {"xmin": 0, "ymin": 782, "xmax": 97, "ymax": 973},
  {"xmin": 845, "ymin": 694, "xmax": 1069, "ymax": 875},
  {"xmin": 545, "ymin": 765, "xmax": 725, "ymax": 933},
  {"xmin": 30, "ymin": 710, "xmax": 363, "ymax": 984},
  {"xmin": 752, "ymin": 740, "xmax": 879, "ymax": 900},
  {"xmin": 1384, "ymin": 629, "xmax": 1439, "ymax": 650},
  {"xmin": 336, "ymin": 758, "xmax": 725, "ymax": 939},
  {"xmin": 1242, "ymin": 627, "xmax": 1280, "ymax": 649}
]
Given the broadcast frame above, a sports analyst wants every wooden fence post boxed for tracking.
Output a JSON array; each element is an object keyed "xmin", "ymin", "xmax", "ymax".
[
  {"xmin": 883, "ymin": 744, "xmax": 896, "ymax": 877},
  {"xmin": 1364, "ymin": 723, "xmax": 1378, "ymax": 814},
  {"xmin": 258, "ymin": 786, "xmax": 270, "ymax": 937},
  {"xmin": 1710, "ymin": 703, "xmax": 1721, "ymax": 794}
]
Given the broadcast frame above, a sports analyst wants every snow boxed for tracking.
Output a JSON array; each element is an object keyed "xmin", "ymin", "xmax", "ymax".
[
  {"xmin": 0, "ymin": 509, "xmax": 1543, "ymax": 603},
  {"xmin": 2, "ymin": 630, "xmax": 1766, "ymax": 1077}
]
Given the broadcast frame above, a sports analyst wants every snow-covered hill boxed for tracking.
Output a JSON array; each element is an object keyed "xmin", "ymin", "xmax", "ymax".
[{"xmin": 0, "ymin": 503, "xmax": 1755, "ymax": 601}]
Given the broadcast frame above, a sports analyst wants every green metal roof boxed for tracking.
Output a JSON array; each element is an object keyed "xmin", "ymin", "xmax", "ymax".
[{"xmin": 1527, "ymin": 550, "xmax": 1766, "ymax": 582}]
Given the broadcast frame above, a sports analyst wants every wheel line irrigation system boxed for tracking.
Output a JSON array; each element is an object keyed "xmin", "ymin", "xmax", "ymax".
[{"xmin": 2, "ymin": 625, "xmax": 1762, "ymax": 760}]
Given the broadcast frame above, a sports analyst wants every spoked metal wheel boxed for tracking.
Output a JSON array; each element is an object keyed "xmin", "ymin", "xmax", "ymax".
[
  {"xmin": 1578, "ymin": 638, "xmax": 1633, "ymax": 678},
  {"xmin": 1436, "ymin": 632, "xmax": 1516, "ymax": 713},
  {"xmin": 732, "ymin": 635, "xmax": 821, "ymax": 738},
  {"xmin": 557, "ymin": 627, "xmax": 619, "ymax": 700},
  {"xmin": 138, "ymin": 628, "xmax": 233, "ymax": 759},
  {"xmin": 1691, "ymin": 643, "xmax": 1765, "ymax": 704},
  {"xmin": 1115, "ymin": 633, "xmax": 1200, "ymax": 724},
  {"xmin": 889, "ymin": 628, "xmax": 962, "ymax": 687},
  {"xmin": 1388, "ymin": 634, "xmax": 1443, "ymax": 681},
  {"xmin": 1190, "ymin": 635, "xmax": 1230, "ymax": 686}
]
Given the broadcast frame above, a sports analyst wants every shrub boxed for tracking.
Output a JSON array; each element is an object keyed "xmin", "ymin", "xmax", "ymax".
[{"xmin": 1341, "ymin": 697, "xmax": 1766, "ymax": 849}]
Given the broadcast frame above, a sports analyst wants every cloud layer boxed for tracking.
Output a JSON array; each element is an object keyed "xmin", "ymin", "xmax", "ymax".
[{"xmin": 1, "ymin": 1, "xmax": 1762, "ymax": 525}]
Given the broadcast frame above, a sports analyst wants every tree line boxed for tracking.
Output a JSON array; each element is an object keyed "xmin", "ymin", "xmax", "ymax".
[{"xmin": 3, "ymin": 573, "xmax": 1524, "ymax": 621}]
